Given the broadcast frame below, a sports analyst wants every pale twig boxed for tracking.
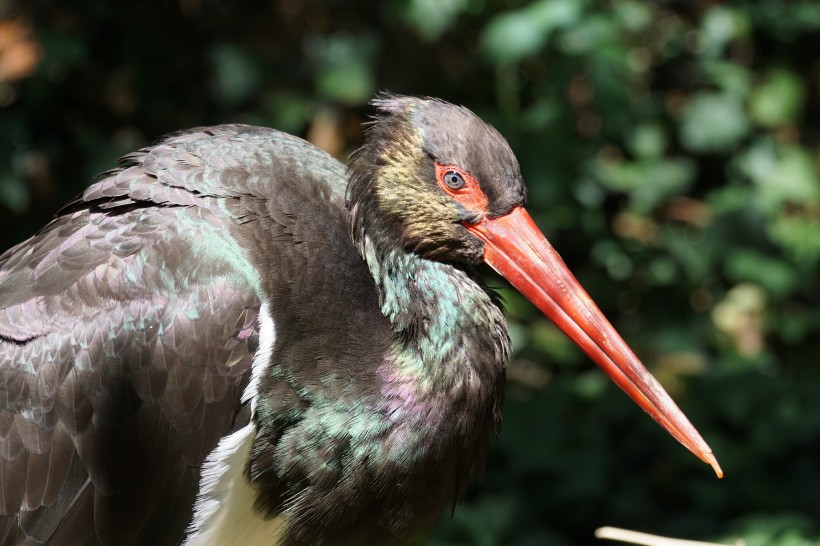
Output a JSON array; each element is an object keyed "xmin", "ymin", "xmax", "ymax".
[{"xmin": 595, "ymin": 526, "xmax": 744, "ymax": 546}]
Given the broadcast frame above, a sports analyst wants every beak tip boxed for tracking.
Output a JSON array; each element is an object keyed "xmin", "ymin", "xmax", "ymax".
[{"xmin": 706, "ymin": 452, "xmax": 724, "ymax": 479}]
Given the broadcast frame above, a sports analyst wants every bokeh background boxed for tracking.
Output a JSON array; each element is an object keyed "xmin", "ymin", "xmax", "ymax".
[{"xmin": 0, "ymin": 1, "xmax": 819, "ymax": 544}]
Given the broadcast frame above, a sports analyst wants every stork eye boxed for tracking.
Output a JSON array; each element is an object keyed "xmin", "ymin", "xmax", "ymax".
[{"xmin": 443, "ymin": 171, "xmax": 465, "ymax": 190}]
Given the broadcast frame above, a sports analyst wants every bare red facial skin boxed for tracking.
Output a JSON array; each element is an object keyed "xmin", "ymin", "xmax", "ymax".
[
  {"xmin": 435, "ymin": 163, "xmax": 489, "ymax": 213},
  {"xmin": 435, "ymin": 162, "xmax": 722, "ymax": 477}
]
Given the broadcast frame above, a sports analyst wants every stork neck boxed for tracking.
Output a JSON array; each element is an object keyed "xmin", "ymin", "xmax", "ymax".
[
  {"xmin": 358, "ymin": 235, "xmax": 494, "ymax": 364},
  {"xmin": 356, "ymin": 232, "xmax": 509, "ymax": 492}
]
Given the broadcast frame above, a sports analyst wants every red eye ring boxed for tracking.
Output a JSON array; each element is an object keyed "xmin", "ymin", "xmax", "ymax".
[{"xmin": 435, "ymin": 163, "xmax": 489, "ymax": 213}]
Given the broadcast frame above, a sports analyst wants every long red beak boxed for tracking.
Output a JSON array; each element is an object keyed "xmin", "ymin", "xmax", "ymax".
[{"xmin": 466, "ymin": 207, "xmax": 722, "ymax": 477}]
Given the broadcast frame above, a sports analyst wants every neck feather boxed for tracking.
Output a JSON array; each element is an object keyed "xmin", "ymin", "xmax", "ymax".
[
  {"xmin": 358, "ymin": 233, "xmax": 509, "ymax": 382},
  {"xmin": 358, "ymin": 233, "xmax": 510, "ymax": 504}
]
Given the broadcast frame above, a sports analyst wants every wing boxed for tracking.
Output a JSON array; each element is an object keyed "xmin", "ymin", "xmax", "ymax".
[{"xmin": 0, "ymin": 125, "xmax": 336, "ymax": 545}]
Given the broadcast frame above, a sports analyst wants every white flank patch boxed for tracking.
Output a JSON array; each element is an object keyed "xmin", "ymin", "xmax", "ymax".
[
  {"xmin": 243, "ymin": 301, "xmax": 275, "ymax": 413},
  {"xmin": 185, "ymin": 302, "xmax": 284, "ymax": 545}
]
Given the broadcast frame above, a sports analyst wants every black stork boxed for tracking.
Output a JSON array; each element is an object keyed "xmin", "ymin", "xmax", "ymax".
[{"xmin": 0, "ymin": 95, "xmax": 721, "ymax": 545}]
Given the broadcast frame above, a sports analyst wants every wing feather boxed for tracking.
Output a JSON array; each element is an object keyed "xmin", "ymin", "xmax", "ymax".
[{"xmin": 0, "ymin": 124, "xmax": 332, "ymax": 544}]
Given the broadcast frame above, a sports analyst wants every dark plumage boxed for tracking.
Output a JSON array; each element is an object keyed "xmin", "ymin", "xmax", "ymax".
[{"xmin": 0, "ymin": 95, "xmax": 719, "ymax": 545}]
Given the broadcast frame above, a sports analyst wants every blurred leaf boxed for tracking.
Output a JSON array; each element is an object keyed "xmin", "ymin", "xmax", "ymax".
[
  {"xmin": 724, "ymin": 248, "xmax": 798, "ymax": 298},
  {"xmin": 728, "ymin": 514, "xmax": 817, "ymax": 546},
  {"xmin": 305, "ymin": 32, "xmax": 377, "ymax": 104},
  {"xmin": 648, "ymin": 255, "xmax": 680, "ymax": 285},
  {"xmin": 627, "ymin": 123, "xmax": 666, "ymax": 159},
  {"xmin": 707, "ymin": 185, "xmax": 754, "ymax": 215},
  {"xmin": 680, "ymin": 93, "xmax": 749, "ymax": 152},
  {"xmin": 702, "ymin": 60, "xmax": 752, "ymax": 98},
  {"xmin": 520, "ymin": 96, "xmax": 562, "ymax": 131},
  {"xmin": 529, "ymin": 319, "xmax": 582, "ymax": 365},
  {"xmin": 260, "ymin": 92, "xmax": 315, "ymax": 134},
  {"xmin": 774, "ymin": 304, "xmax": 812, "ymax": 345},
  {"xmin": 481, "ymin": 0, "xmax": 585, "ymax": 63},
  {"xmin": 210, "ymin": 44, "xmax": 260, "ymax": 106},
  {"xmin": 0, "ymin": 172, "xmax": 27, "ymax": 212},
  {"xmin": 612, "ymin": 0, "xmax": 652, "ymax": 33},
  {"xmin": 738, "ymin": 139, "xmax": 820, "ymax": 212},
  {"xmin": 749, "ymin": 69, "xmax": 805, "ymax": 128},
  {"xmin": 769, "ymin": 213, "xmax": 820, "ymax": 264},
  {"xmin": 593, "ymin": 156, "xmax": 696, "ymax": 213},
  {"xmin": 481, "ymin": 12, "xmax": 546, "ymax": 63},
  {"xmin": 748, "ymin": 0, "xmax": 820, "ymax": 40},
  {"xmin": 711, "ymin": 283, "xmax": 768, "ymax": 357},
  {"xmin": 507, "ymin": 321, "xmax": 529, "ymax": 356},
  {"xmin": 591, "ymin": 239, "xmax": 633, "ymax": 280},
  {"xmin": 571, "ymin": 369, "xmax": 608, "ymax": 400},
  {"xmin": 403, "ymin": 0, "xmax": 469, "ymax": 41},
  {"xmin": 558, "ymin": 14, "xmax": 617, "ymax": 55},
  {"xmin": 698, "ymin": 5, "xmax": 750, "ymax": 57}
]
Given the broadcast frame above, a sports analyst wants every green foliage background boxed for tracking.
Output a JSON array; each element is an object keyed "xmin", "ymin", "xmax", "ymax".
[{"xmin": 1, "ymin": 1, "xmax": 819, "ymax": 544}]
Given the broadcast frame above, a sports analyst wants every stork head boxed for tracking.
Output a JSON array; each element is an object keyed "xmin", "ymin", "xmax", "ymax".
[{"xmin": 346, "ymin": 94, "xmax": 722, "ymax": 477}]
